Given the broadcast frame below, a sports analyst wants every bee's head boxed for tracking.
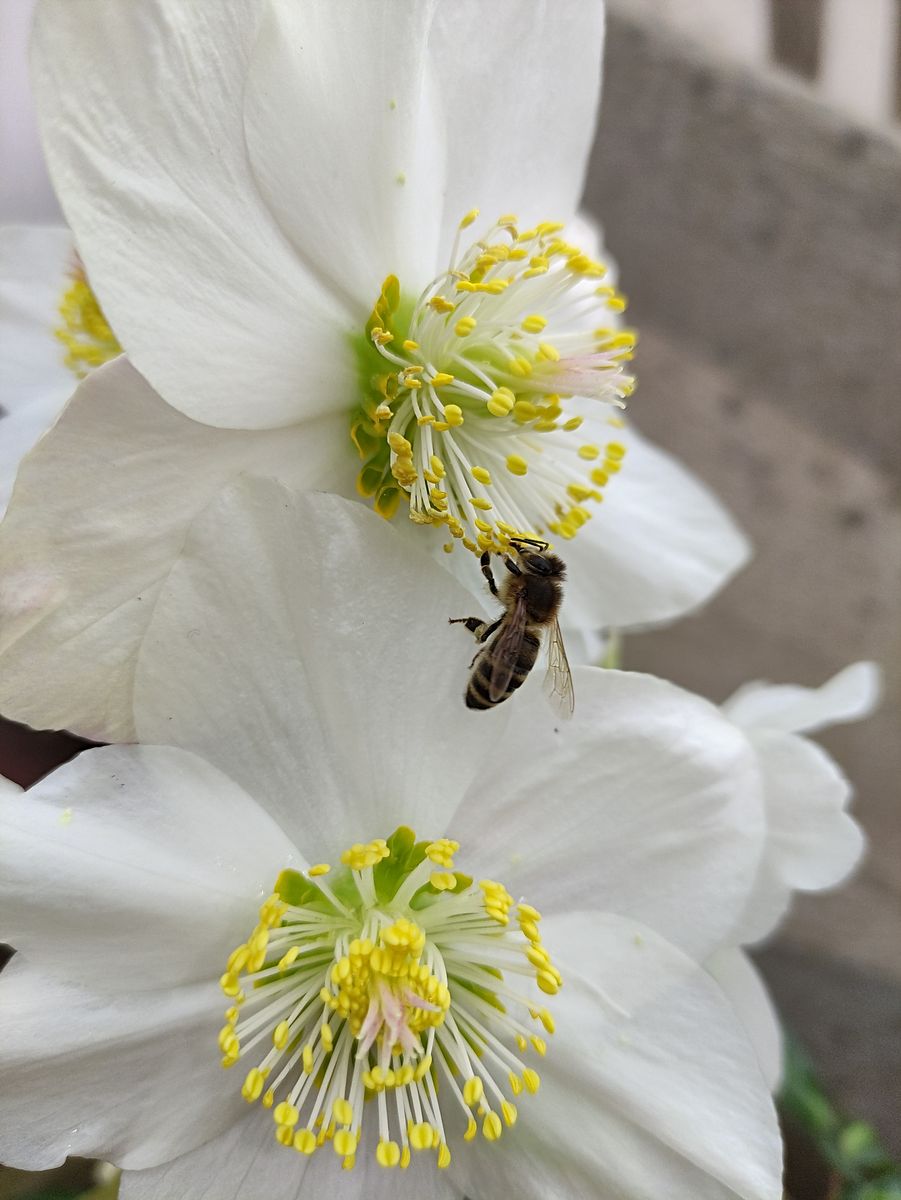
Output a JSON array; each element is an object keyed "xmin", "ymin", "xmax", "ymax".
[{"xmin": 509, "ymin": 538, "xmax": 566, "ymax": 579}]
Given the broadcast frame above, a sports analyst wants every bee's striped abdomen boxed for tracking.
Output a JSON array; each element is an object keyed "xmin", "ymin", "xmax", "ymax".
[{"xmin": 465, "ymin": 629, "xmax": 541, "ymax": 710}]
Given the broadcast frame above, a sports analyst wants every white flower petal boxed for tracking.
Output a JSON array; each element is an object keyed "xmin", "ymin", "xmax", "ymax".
[
  {"xmin": 723, "ymin": 662, "xmax": 882, "ymax": 735},
  {"xmin": 32, "ymin": 0, "xmax": 353, "ymax": 429},
  {"xmin": 560, "ymin": 419, "xmax": 751, "ymax": 631},
  {"xmin": 0, "ymin": 356, "xmax": 349, "ymax": 741},
  {"xmin": 135, "ymin": 480, "xmax": 509, "ymax": 857},
  {"xmin": 0, "ymin": 744, "xmax": 298, "ymax": 989},
  {"xmin": 707, "ymin": 949, "xmax": 783, "ymax": 1093},
  {"xmin": 0, "ymin": 774, "xmax": 22, "ymax": 798},
  {"xmin": 454, "ymin": 668, "xmax": 765, "ymax": 961},
  {"xmin": 736, "ymin": 729, "xmax": 864, "ymax": 944},
  {"xmin": 457, "ymin": 912, "xmax": 781, "ymax": 1200},
  {"xmin": 120, "ymin": 1112, "xmax": 463, "ymax": 1200},
  {"xmin": 0, "ymin": 224, "xmax": 74, "ymax": 516},
  {"xmin": 243, "ymin": 0, "xmax": 445, "ymax": 303},
  {"xmin": 0, "ymin": 956, "xmax": 238, "ymax": 1172},
  {"xmin": 431, "ymin": 0, "xmax": 606, "ymax": 250}
]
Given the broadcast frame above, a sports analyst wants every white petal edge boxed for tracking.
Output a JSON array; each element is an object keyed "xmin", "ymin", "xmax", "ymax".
[
  {"xmin": 735, "ymin": 729, "xmax": 865, "ymax": 944},
  {"xmin": 560, "ymin": 416, "xmax": 752, "ymax": 632},
  {"xmin": 0, "ymin": 224, "xmax": 75, "ymax": 516},
  {"xmin": 0, "ymin": 955, "xmax": 240, "ymax": 1172},
  {"xmin": 0, "ymin": 355, "xmax": 350, "ymax": 740},
  {"xmin": 135, "ymin": 480, "xmax": 510, "ymax": 856},
  {"xmin": 707, "ymin": 949, "xmax": 784, "ymax": 1093},
  {"xmin": 32, "ymin": 0, "xmax": 355, "ymax": 428},
  {"xmin": 458, "ymin": 912, "xmax": 782, "ymax": 1200},
  {"xmin": 722, "ymin": 662, "xmax": 882, "ymax": 735},
  {"xmin": 0, "ymin": 743, "xmax": 300, "ymax": 990},
  {"xmin": 431, "ymin": 0, "xmax": 606, "ymax": 255},
  {"xmin": 453, "ymin": 667, "xmax": 766, "ymax": 963}
]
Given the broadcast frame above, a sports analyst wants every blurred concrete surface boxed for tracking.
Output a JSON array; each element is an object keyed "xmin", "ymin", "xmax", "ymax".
[{"xmin": 588, "ymin": 8, "xmax": 901, "ymax": 1156}]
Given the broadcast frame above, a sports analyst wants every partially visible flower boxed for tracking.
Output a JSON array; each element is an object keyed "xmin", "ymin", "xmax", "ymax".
[
  {"xmin": 0, "ymin": 225, "xmax": 91, "ymax": 516},
  {"xmin": 705, "ymin": 662, "xmax": 880, "ymax": 1091},
  {"xmin": 0, "ymin": 483, "xmax": 781, "ymax": 1199},
  {"xmin": 0, "ymin": 0, "xmax": 749, "ymax": 739}
]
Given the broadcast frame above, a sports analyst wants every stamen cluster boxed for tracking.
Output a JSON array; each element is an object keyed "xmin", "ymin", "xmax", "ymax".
[
  {"xmin": 351, "ymin": 211, "xmax": 635, "ymax": 557},
  {"xmin": 218, "ymin": 828, "xmax": 560, "ymax": 1171},
  {"xmin": 55, "ymin": 263, "xmax": 120, "ymax": 378}
]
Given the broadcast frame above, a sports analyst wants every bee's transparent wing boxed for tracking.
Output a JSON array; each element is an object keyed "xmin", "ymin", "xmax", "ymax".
[
  {"xmin": 543, "ymin": 617, "xmax": 575, "ymax": 719},
  {"xmin": 487, "ymin": 593, "xmax": 529, "ymax": 702}
]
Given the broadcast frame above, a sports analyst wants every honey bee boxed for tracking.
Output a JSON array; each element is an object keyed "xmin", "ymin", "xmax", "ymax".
[{"xmin": 450, "ymin": 537, "xmax": 575, "ymax": 717}]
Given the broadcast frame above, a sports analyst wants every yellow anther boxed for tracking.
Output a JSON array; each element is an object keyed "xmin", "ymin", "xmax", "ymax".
[
  {"xmin": 606, "ymin": 440, "xmax": 626, "ymax": 461},
  {"xmin": 531, "ymin": 1035, "xmax": 548, "ymax": 1056},
  {"xmin": 308, "ymin": 863, "xmax": 330, "ymax": 877},
  {"xmin": 474, "ymin": 518, "xmax": 493, "ymax": 533},
  {"xmin": 487, "ymin": 387, "xmax": 515, "ymax": 417},
  {"xmin": 429, "ymin": 869, "xmax": 455, "ymax": 890},
  {"xmin": 438, "ymin": 1143, "xmax": 452, "ymax": 1168},
  {"xmin": 591, "ymin": 468, "xmax": 610, "ymax": 487},
  {"xmin": 522, "ymin": 1068, "xmax": 541, "ymax": 1093},
  {"xmin": 274, "ymin": 1101, "xmax": 300, "ymax": 1128},
  {"xmin": 444, "ymin": 404, "xmax": 464, "ymax": 426},
  {"xmin": 220, "ymin": 971, "xmax": 241, "ymax": 997},
  {"xmin": 334, "ymin": 1129, "xmax": 358, "ymax": 1157},
  {"xmin": 464, "ymin": 1077, "xmax": 484, "ymax": 1106},
  {"xmin": 410, "ymin": 1122, "xmax": 433, "ymax": 1151},
  {"xmin": 294, "ymin": 1128, "xmax": 316, "ymax": 1155},
  {"xmin": 460, "ymin": 208, "xmax": 480, "ymax": 229},
  {"xmin": 320, "ymin": 1023, "xmax": 334, "ymax": 1051},
  {"xmin": 377, "ymin": 1139, "xmax": 401, "ymax": 1168},
  {"xmin": 302, "ymin": 1044, "xmax": 315, "ymax": 1073},
  {"xmin": 402, "ymin": 338, "xmax": 419, "ymax": 351},
  {"xmin": 333, "ymin": 1098, "xmax": 354, "ymax": 1126},
  {"xmin": 521, "ymin": 314, "xmax": 547, "ymax": 333},
  {"xmin": 537, "ymin": 970, "xmax": 559, "ymax": 995},
  {"xmin": 471, "ymin": 466, "xmax": 492, "ymax": 485},
  {"xmin": 537, "ymin": 341, "xmax": 560, "ymax": 362},
  {"xmin": 563, "ymin": 415, "xmax": 584, "ymax": 431},
  {"xmin": 508, "ymin": 355, "xmax": 533, "ymax": 378},
  {"xmin": 454, "ymin": 316, "xmax": 477, "ymax": 337},
  {"xmin": 482, "ymin": 1112, "xmax": 503, "ymax": 1141},
  {"xmin": 430, "ymin": 371, "xmax": 454, "ymax": 387},
  {"xmin": 429, "ymin": 455, "xmax": 446, "ymax": 479},
  {"xmin": 218, "ymin": 1027, "xmax": 239, "ymax": 1055},
  {"xmin": 242, "ymin": 1068, "xmax": 265, "ymax": 1103},
  {"xmin": 509, "ymin": 1072, "xmax": 523, "ymax": 1095},
  {"xmin": 501, "ymin": 1101, "xmax": 518, "ymax": 1127},
  {"xmin": 505, "ymin": 454, "xmax": 528, "ymax": 476},
  {"xmin": 513, "ymin": 400, "xmax": 538, "ymax": 421},
  {"xmin": 429, "ymin": 295, "xmax": 456, "ymax": 314},
  {"xmin": 387, "ymin": 432, "xmax": 412, "ymax": 454},
  {"xmin": 470, "ymin": 497, "xmax": 493, "ymax": 511},
  {"xmin": 578, "ymin": 444, "xmax": 601, "ymax": 460},
  {"xmin": 272, "ymin": 1020, "xmax": 291, "ymax": 1049}
]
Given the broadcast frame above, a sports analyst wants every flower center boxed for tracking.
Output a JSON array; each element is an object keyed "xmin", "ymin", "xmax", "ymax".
[
  {"xmin": 351, "ymin": 210, "xmax": 635, "ymax": 557},
  {"xmin": 219, "ymin": 828, "xmax": 560, "ymax": 1171},
  {"xmin": 55, "ymin": 262, "xmax": 121, "ymax": 379}
]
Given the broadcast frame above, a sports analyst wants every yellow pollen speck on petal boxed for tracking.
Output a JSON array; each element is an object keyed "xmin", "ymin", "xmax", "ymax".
[
  {"xmin": 396, "ymin": 172, "xmax": 406, "ymax": 186},
  {"xmin": 471, "ymin": 466, "xmax": 491, "ymax": 485},
  {"xmin": 505, "ymin": 454, "xmax": 528, "ymax": 476},
  {"xmin": 454, "ymin": 316, "xmax": 477, "ymax": 337}
]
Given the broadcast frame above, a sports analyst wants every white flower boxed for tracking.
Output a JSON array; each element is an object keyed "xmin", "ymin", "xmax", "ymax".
[
  {"xmin": 0, "ymin": 0, "xmax": 748, "ymax": 738},
  {"xmin": 0, "ymin": 483, "xmax": 781, "ymax": 1199},
  {"xmin": 0, "ymin": 225, "xmax": 80, "ymax": 517},
  {"xmin": 706, "ymin": 662, "xmax": 879, "ymax": 1091}
]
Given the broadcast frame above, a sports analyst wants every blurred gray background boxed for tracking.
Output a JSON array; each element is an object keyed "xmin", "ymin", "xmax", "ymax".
[{"xmin": 587, "ymin": 0, "xmax": 901, "ymax": 1159}]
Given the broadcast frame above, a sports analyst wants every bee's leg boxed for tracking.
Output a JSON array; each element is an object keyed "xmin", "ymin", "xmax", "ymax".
[
  {"xmin": 502, "ymin": 555, "xmax": 522, "ymax": 577},
  {"xmin": 480, "ymin": 551, "xmax": 499, "ymax": 597},
  {"xmin": 448, "ymin": 615, "xmax": 502, "ymax": 645}
]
